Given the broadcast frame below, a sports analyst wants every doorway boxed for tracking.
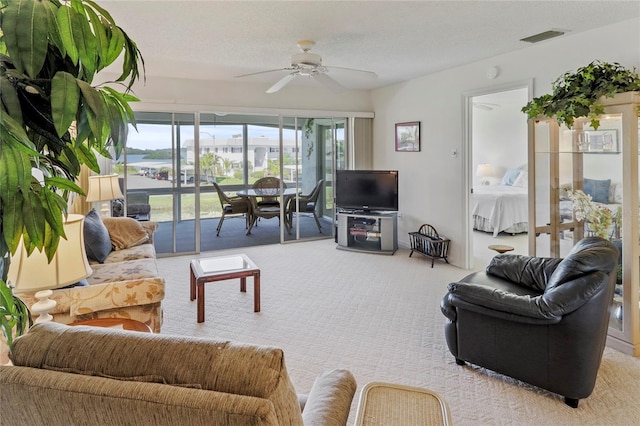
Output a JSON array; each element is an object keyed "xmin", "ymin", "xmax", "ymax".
[
  {"xmin": 283, "ymin": 117, "xmax": 342, "ymax": 242},
  {"xmin": 464, "ymin": 83, "xmax": 531, "ymax": 268}
]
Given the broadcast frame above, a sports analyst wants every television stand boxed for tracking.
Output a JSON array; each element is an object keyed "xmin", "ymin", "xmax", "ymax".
[{"xmin": 336, "ymin": 211, "xmax": 397, "ymax": 254}]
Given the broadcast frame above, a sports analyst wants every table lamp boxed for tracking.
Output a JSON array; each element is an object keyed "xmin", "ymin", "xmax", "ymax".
[
  {"xmin": 8, "ymin": 214, "xmax": 93, "ymax": 323},
  {"xmin": 476, "ymin": 164, "xmax": 493, "ymax": 185},
  {"xmin": 86, "ymin": 174, "xmax": 124, "ymax": 217}
]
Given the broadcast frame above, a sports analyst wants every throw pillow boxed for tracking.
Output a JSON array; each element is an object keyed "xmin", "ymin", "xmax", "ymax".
[
  {"xmin": 512, "ymin": 170, "xmax": 527, "ymax": 188},
  {"xmin": 583, "ymin": 178, "xmax": 611, "ymax": 204},
  {"xmin": 102, "ymin": 217, "xmax": 149, "ymax": 250},
  {"xmin": 84, "ymin": 209, "xmax": 112, "ymax": 263},
  {"xmin": 501, "ymin": 168, "xmax": 521, "ymax": 186}
]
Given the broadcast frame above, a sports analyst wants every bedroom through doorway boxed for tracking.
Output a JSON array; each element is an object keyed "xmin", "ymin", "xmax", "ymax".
[{"xmin": 469, "ymin": 85, "xmax": 530, "ymax": 268}]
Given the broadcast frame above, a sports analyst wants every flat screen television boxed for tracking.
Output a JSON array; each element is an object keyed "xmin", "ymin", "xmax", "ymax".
[{"xmin": 335, "ymin": 170, "xmax": 398, "ymax": 212}]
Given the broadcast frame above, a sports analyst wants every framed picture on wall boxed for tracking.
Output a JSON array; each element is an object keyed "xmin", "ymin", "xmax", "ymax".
[{"xmin": 395, "ymin": 121, "xmax": 420, "ymax": 152}]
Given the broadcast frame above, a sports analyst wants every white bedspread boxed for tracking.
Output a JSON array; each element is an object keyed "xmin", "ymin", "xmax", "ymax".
[{"xmin": 473, "ymin": 185, "xmax": 528, "ymax": 237}]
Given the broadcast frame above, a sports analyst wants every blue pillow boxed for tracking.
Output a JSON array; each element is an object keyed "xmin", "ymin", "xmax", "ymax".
[
  {"xmin": 501, "ymin": 168, "xmax": 521, "ymax": 186},
  {"xmin": 583, "ymin": 178, "xmax": 611, "ymax": 204},
  {"xmin": 84, "ymin": 209, "xmax": 112, "ymax": 263}
]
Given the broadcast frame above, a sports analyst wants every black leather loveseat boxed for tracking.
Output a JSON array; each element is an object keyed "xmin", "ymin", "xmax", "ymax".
[{"xmin": 441, "ymin": 237, "xmax": 618, "ymax": 407}]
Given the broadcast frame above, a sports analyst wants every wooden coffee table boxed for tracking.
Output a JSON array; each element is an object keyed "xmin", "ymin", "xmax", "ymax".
[
  {"xmin": 69, "ymin": 318, "xmax": 152, "ymax": 333},
  {"xmin": 190, "ymin": 253, "xmax": 260, "ymax": 323}
]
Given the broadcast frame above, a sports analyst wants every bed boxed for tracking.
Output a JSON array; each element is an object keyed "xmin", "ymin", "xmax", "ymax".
[
  {"xmin": 472, "ymin": 168, "xmax": 529, "ymax": 237},
  {"xmin": 473, "ymin": 184, "xmax": 528, "ymax": 237}
]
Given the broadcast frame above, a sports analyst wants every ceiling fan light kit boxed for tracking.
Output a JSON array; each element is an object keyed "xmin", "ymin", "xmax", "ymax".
[{"xmin": 236, "ymin": 40, "xmax": 377, "ymax": 93}]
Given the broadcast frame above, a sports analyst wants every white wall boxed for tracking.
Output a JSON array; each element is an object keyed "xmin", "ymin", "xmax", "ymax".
[
  {"xmin": 370, "ymin": 18, "xmax": 640, "ymax": 267},
  {"xmin": 472, "ymin": 88, "xmax": 529, "ymax": 187},
  {"xmin": 109, "ymin": 17, "xmax": 639, "ymax": 268},
  {"xmin": 101, "ymin": 75, "xmax": 374, "ymax": 115}
]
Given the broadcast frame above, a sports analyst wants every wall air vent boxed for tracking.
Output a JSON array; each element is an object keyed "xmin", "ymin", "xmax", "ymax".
[{"xmin": 520, "ymin": 30, "xmax": 565, "ymax": 43}]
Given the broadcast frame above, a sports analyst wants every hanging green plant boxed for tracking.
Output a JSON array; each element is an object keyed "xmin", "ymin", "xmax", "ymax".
[{"xmin": 522, "ymin": 61, "xmax": 640, "ymax": 129}]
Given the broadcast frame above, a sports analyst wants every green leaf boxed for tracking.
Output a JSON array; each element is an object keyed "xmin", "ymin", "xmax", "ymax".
[
  {"xmin": 51, "ymin": 71, "xmax": 80, "ymax": 137},
  {"xmin": 0, "ymin": 280, "xmax": 32, "ymax": 349},
  {"xmin": 22, "ymin": 186, "xmax": 47, "ymax": 249},
  {"xmin": 0, "ymin": 77, "xmax": 24, "ymax": 126},
  {"xmin": 74, "ymin": 140, "xmax": 100, "ymax": 171},
  {"xmin": 39, "ymin": 188, "xmax": 65, "ymax": 238},
  {"xmin": 84, "ymin": 0, "xmax": 117, "ymax": 25},
  {"xmin": 73, "ymin": 6, "xmax": 98, "ymax": 81},
  {"xmin": 118, "ymin": 30, "xmax": 144, "ymax": 89},
  {"xmin": 57, "ymin": 5, "xmax": 80, "ymax": 65},
  {"xmin": 2, "ymin": 0, "xmax": 50, "ymax": 78},
  {"xmin": 74, "ymin": 106, "xmax": 92, "ymax": 145},
  {"xmin": 83, "ymin": 6, "xmax": 108, "ymax": 72},
  {"xmin": 0, "ymin": 114, "xmax": 38, "ymax": 156},
  {"xmin": 103, "ymin": 86, "xmax": 139, "ymax": 124},
  {"xmin": 44, "ymin": 0, "xmax": 65, "ymax": 57},
  {"xmin": 44, "ymin": 176, "xmax": 84, "ymax": 194},
  {"xmin": 77, "ymin": 80, "xmax": 105, "ymax": 142},
  {"xmin": 76, "ymin": 80, "xmax": 104, "ymax": 118},
  {"xmin": 0, "ymin": 146, "xmax": 27, "ymax": 254},
  {"xmin": 105, "ymin": 25, "xmax": 125, "ymax": 66}
]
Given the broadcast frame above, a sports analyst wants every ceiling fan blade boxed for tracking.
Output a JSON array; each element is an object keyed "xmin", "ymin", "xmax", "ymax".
[
  {"xmin": 325, "ymin": 66, "xmax": 378, "ymax": 78},
  {"xmin": 266, "ymin": 73, "xmax": 297, "ymax": 93},
  {"xmin": 235, "ymin": 68, "xmax": 293, "ymax": 78},
  {"xmin": 314, "ymin": 73, "xmax": 345, "ymax": 93}
]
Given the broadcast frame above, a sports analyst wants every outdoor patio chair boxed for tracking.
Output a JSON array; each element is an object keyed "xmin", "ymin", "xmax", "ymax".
[
  {"xmin": 213, "ymin": 182, "xmax": 251, "ymax": 236},
  {"xmin": 252, "ymin": 177, "xmax": 286, "ymax": 207},
  {"xmin": 287, "ymin": 179, "xmax": 324, "ymax": 233}
]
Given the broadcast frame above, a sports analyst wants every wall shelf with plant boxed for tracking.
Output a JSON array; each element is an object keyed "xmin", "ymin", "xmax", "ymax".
[
  {"xmin": 522, "ymin": 60, "xmax": 640, "ymax": 129},
  {"xmin": 525, "ymin": 60, "xmax": 640, "ymax": 356}
]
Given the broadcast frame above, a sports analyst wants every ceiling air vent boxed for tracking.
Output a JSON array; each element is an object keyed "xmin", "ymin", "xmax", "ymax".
[{"xmin": 520, "ymin": 30, "xmax": 565, "ymax": 43}]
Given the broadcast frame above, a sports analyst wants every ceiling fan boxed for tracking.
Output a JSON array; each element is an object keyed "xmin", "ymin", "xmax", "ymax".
[{"xmin": 235, "ymin": 40, "xmax": 377, "ymax": 94}]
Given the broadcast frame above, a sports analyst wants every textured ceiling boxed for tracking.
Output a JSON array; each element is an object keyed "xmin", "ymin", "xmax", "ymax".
[{"xmin": 101, "ymin": 1, "xmax": 640, "ymax": 91}]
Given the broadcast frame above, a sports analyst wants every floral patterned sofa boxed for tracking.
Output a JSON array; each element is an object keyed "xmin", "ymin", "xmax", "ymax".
[{"xmin": 18, "ymin": 213, "xmax": 165, "ymax": 332}]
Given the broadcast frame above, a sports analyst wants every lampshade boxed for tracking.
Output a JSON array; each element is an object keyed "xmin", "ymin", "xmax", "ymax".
[
  {"xmin": 86, "ymin": 174, "xmax": 123, "ymax": 202},
  {"xmin": 476, "ymin": 164, "xmax": 493, "ymax": 178},
  {"xmin": 8, "ymin": 214, "xmax": 93, "ymax": 293}
]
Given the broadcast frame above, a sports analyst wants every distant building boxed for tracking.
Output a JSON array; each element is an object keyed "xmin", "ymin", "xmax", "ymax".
[{"xmin": 183, "ymin": 136, "xmax": 297, "ymax": 171}]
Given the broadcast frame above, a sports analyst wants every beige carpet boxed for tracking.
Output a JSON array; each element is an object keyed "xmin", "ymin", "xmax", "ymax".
[{"xmin": 157, "ymin": 239, "xmax": 640, "ymax": 425}]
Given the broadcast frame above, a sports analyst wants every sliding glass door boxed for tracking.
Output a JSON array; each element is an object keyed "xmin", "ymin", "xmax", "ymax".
[
  {"xmin": 120, "ymin": 111, "xmax": 343, "ymax": 254},
  {"xmin": 283, "ymin": 117, "xmax": 342, "ymax": 242},
  {"xmin": 119, "ymin": 112, "xmax": 197, "ymax": 255}
]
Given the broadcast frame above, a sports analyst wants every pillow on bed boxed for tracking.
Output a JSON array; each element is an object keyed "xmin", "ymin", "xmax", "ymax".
[
  {"xmin": 512, "ymin": 171, "xmax": 527, "ymax": 188},
  {"xmin": 609, "ymin": 182, "xmax": 624, "ymax": 204},
  {"xmin": 501, "ymin": 168, "xmax": 522, "ymax": 186},
  {"xmin": 583, "ymin": 178, "xmax": 611, "ymax": 204}
]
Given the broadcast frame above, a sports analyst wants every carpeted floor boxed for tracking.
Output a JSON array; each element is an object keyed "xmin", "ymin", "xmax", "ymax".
[{"xmin": 157, "ymin": 239, "xmax": 640, "ymax": 425}]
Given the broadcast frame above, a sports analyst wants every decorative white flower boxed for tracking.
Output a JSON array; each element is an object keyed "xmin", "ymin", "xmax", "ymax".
[{"xmin": 566, "ymin": 189, "xmax": 613, "ymax": 239}]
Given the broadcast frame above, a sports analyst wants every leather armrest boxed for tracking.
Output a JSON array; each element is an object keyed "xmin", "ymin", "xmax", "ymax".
[
  {"xmin": 302, "ymin": 369, "xmax": 356, "ymax": 425},
  {"xmin": 487, "ymin": 254, "xmax": 562, "ymax": 292},
  {"xmin": 444, "ymin": 293, "xmax": 561, "ymax": 325},
  {"xmin": 447, "ymin": 282, "xmax": 562, "ymax": 321}
]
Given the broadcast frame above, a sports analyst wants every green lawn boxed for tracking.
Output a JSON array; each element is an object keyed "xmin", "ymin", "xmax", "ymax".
[
  {"xmin": 146, "ymin": 184, "xmax": 333, "ymax": 223},
  {"xmin": 148, "ymin": 193, "xmax": 225, "ymax": 222}
]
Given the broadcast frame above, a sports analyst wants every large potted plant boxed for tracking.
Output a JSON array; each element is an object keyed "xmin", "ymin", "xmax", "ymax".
[
  {"xmin": 0, "ymin": 0, "xmax": 143, "ymax": 349},
  {"xmin": 522, "ymin": 60, "xmax": 640, "ymax": 129}
]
